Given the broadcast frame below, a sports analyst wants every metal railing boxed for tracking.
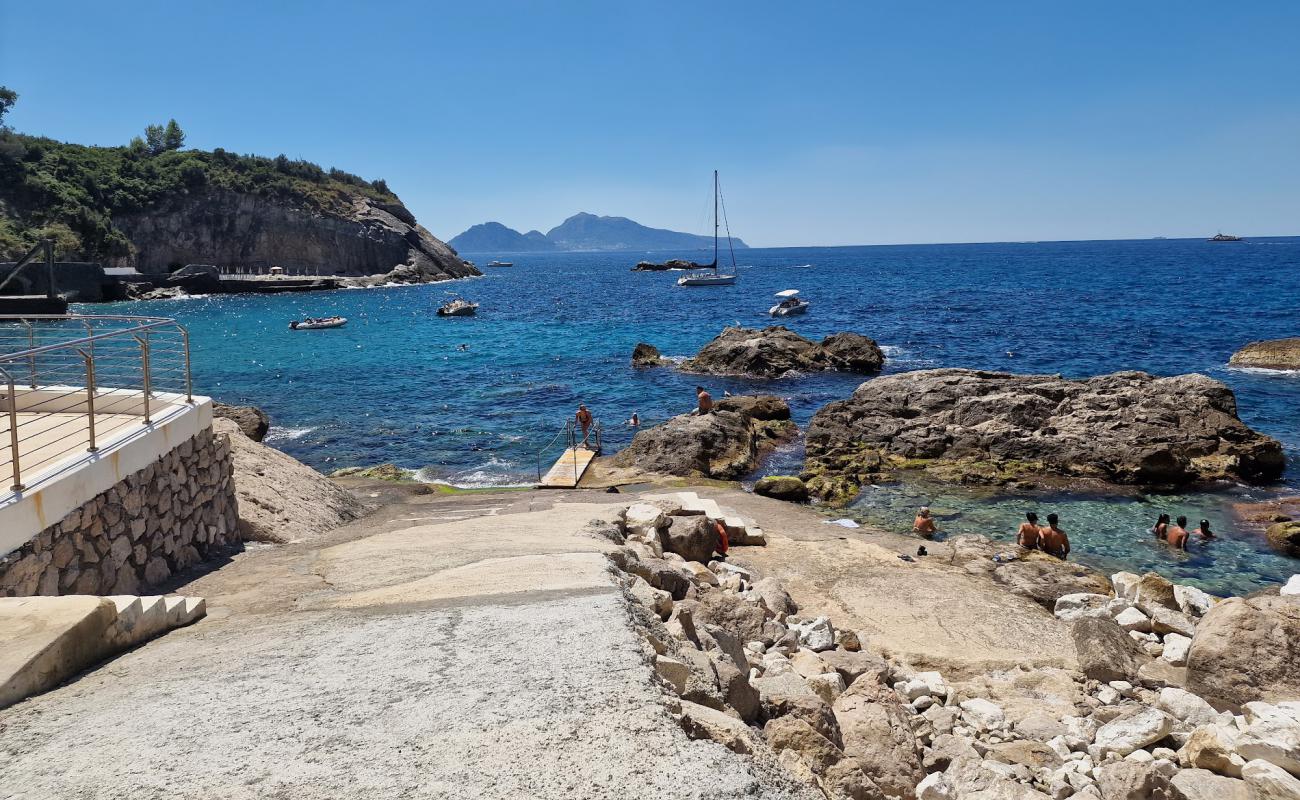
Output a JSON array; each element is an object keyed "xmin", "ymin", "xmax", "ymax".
[
  {"xmin": 534, "ymin": 417, "xmax": 602, "ymax": 483},
  {"xmin": 0, "ymin": 315, "xmax": 193, "ymax": 492}
]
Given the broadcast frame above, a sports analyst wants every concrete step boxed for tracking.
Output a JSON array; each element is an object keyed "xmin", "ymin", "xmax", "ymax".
[{"xmin": 0, "ymin": 593, "xmax": 207, "ymax": 709}]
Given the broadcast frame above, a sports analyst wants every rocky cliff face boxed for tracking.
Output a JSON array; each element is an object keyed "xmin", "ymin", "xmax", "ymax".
[{"xmin": 109, "ymin": 187, "xmax": 478, "ymax": 281}]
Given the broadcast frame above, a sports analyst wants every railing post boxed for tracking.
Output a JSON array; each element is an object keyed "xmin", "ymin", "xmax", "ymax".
[
  {"xmin": 179, "ymin": 326, "xmax": 193, "ymax": 402},
  {"xmin": 22, "ymin": 319, "xmax": 36, "ymax": 389},
  {"xmin": 135, "ymin": 333, "xmax": 152, "ymax": 424},
  {"xmin": 80, "ymin": 349, "xmax": 98, "ymax": 453},
  {"xmin": 3, "ymin": 370, "xmax": 22, "ymax": 491}
]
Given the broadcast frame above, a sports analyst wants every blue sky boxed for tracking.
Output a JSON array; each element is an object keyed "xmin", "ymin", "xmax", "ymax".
[{"xmin": 3, "ymin": 1, "xmax": 1298, "ymax": 247}]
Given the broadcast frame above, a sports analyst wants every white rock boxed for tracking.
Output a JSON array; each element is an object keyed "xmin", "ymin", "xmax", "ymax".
[
  {"xmin": 1098, "ymin": 687, "xmax": 1122, "ymax": 705},
  {"xmin": 1115, "ymin": 606, "xmax": 1153, "ymax": 632},
  {"xmin": 806, "ymin": 671, "xmax": 846, "ymax": 704},
  {"xmin": 1152, "ymin": 747, "xmax": 1178, "ymax": 761},
  {"xmin": 1149, "ymin": 605, "xmax": 1197, "ymax": 638},
  {"xmin": 1055, "ymin": 593, "xmax": 1113, "ymax": 621},
  {"xmin": 1109, "ymin": 680, "xmax": 1134, "ymax": 694},
  {"xmin": 1238, "ymin": 702, "xmax": 1300, "ymax": 777},
  {"xmin": 1094, "ymin": 707, "xmax": 1176, "ymax": 756},
  {"xmin": 745, "ymin": 641, "xmax": 766, "ymax": 655},
  {"xmin": 1161, "ymin": 633, "xmax": 1192, "ymax": 666},
  {"xmin": 1144, "ymin": 642, "xmax": 1166, "ymax": 658},
  {"xmin": 1047, "ymin": 736, "xmax": 1074, "ymax": 759},
  {"xmin": 1107, "ymin": 597, "xmax": 1135, "ymax": 617},
  {"xmin": 912, "ymin": 695, "xmax": 936, "ymax": 712},
  {"xmin": 1175, "ymin": 583, "xmax": 1217, "ymax": 615},
  {"xmin": 714, "ymin": 562, "xmax": 752, "ymax": 580},
  {"xmin": 1242, "ymin": 758, "xmax": 1300, "ymax": 799},
  {"xmin": 762, "ymin": 652, "xmax": 794, "ymax": 677},
  {"xmin": 1157, "ymin": 687, "xmax": 1220, "ymax": 727},
  {"xmin": 654, "ymin": 655, "xmax": 690, "ymax": 694},
  {"xmin": 1130, "ymin": 630, "xmax": 1159, "ymax": 643},
  {"xmin": 1065, "ymin": 715, "xmax": 1101, "ymax": 746},
  {"xmin": 1125, "ymin": 748, "xmax": 1155, "ymax": 763},
  {"xmin": 1281, "ymin": 576, "xmax": 1300, "ymax": 597},
  {"xmin": 914, "ymin": 670, "xmax": 951, "ymax": 699},
  {"xmin": 1112, "ymin": 571, "xmax": 1142, "ymax": 601},
  {"xmin": 959, "ymin": 698, "xmax": 1006, "ymax": 732},
  {"xmin": 916, "ymin": 772, "xmax": 954, "ymax": 800},
  {"xmin": 789, "ymin": 615, "xmax": 836, "ymax": 652},
  {"xmin": 622, "ymin": 502, "xmax": 667, "ymax": 535}
]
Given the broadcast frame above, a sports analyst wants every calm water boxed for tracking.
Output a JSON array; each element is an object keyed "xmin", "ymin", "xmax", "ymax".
[{"xmin": 87, "ymin": 237, "xmax": 1300, "ymax": 595}]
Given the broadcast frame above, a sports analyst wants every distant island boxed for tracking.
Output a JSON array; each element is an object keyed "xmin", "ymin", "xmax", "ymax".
[{"xmin": 448, "ymin": 212, "xmax": 749, "ymax": 253}]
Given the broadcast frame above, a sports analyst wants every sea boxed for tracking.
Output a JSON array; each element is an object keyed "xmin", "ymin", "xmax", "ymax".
[{"xmin": 87, "ymin": 236, "xmax": 1300, "ymax": 596}]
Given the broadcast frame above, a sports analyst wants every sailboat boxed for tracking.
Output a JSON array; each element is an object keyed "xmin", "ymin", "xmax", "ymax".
[{"xmin": 677, "ymin": 170, "xmax": 738, "ymax": 287}]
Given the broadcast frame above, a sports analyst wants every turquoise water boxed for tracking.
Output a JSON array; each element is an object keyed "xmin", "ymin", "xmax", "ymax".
[{"xmin": 79, "ymin": 237, "xmax": 1300, "ymax": 594}]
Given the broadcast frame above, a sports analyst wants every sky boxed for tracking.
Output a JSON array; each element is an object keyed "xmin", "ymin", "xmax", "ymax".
[{"xmin": 3, "ymin": 1, "xmax": 1299, "ymax": 248}]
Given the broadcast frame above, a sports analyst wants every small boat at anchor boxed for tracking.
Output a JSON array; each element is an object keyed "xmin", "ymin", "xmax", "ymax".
[
  {"xmin": 1208, "ymin": 232, "xmax": 1244, "ymax": 242},
  {"xmin": 436, "ymin": 297, "xmax": 479, "ymax": 317},
  {"xmin": 289, "ymin": 316, "xmax": 347, "ymax": 330},
  {"xmin": 769, "ymin": 289, "xmax": 810, "ymax": 317},
  {"xmin": 487, "ymin": 260, "xmax": 514, "ymax": 267}
]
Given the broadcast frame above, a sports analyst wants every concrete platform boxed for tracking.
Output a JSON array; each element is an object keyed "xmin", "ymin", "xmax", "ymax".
[
  {"xmin": 0, "ymin": 411, "xmax": 142, "ymax": 480},
  {"xmin": 0, "ymin": 596, "xmax": 117, "ymax": 708}
]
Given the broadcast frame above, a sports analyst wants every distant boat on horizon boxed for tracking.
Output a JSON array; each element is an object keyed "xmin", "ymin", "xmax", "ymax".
[
  {"xmin": 1209, "ymin": 232, "xmax": 1244, "ymax": 242},
  {"xmin": 486, "ymin": 260, "xmax": 514, "ymax": 267}
]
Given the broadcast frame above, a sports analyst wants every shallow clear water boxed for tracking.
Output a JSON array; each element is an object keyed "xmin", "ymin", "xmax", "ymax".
[{"xmin": 81, "ymin": 236, "xmax": 1300, "ymax": 592}]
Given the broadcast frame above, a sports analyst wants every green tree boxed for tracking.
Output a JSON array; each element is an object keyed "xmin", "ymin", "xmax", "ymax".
[
  {"xmin": 163, "ymin": 118, "xmax": 185, "ymax": 151},
  {"xmin": 144, "ymin": 123, "xmax": 166, "ymax": 155},
  {"xmin": 0, "ymin": 86, "xmax": 17, "ymax": 128}
]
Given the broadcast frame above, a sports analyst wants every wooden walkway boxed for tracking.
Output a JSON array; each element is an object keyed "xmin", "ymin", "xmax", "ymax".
[{"xmin": 538, "ymin": 446, "xmax": 598, "ymax": 489}]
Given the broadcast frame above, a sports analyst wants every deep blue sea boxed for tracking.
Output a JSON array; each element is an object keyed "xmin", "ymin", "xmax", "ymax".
[{"xmin": 88, "ymin": 237, "xmax": 1300, "ymax": 595}]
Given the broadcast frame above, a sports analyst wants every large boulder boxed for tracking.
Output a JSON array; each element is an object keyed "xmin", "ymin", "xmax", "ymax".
[
  {"xmin": 804, "ymin": 368, "xmax": 1285, "ymax": 496},
  {"xmin": 1186, "ymin": 595, "xmax": 1300, "ymax": 709},
  {"xmin": 212, "ymin": 403, "xmax": 270, "ymax": 442},
  {"xmin": 832, "ymin": 678, "xmax": 926, "ymax": 799},
  {"xmin": 681, "ymin": 326, "xmax": 885, "ymax": 378},
  {"xmin": 214, "ymin": 418, "xmax": 368, "ymax": 544},
  {"xmin": 1229, "ymin": 338, "xmax": 1300, "ymax": 371},
  {"xmin": 612, "ymin": 396, "xmax": 796, "ymax": 480},
  {"xmin": 1265, "ymin": 522, "xmax": 1300, "ymax": 557},
  {"xmin": 662, "ymin": 515, "xmax": 718, "ymax": 563},
  {"xmin": 1071, "ymin": 616, "xmax": 1148, "ymax": 683},
  {"xmin": 630, "ymin": 342, "xmax": 667, "ymax": 367},
  {"xmin": 753, "ymin": 475, "xmax": 810, "ymax": 503}
]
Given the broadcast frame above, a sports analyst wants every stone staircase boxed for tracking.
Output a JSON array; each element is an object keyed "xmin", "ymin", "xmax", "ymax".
[
  {"xmin": 640, "ymin": 491, "xmax": 767, "ymax": 546},
  {"xmin": 0, "ymin": 593, "xmax": 206, "ymax": 709}
]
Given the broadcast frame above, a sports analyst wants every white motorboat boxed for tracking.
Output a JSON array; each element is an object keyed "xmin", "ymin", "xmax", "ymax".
[
  {"xmin": 769, "ymin": 289, "xmax": 810, "ymax": 316},
  {"xmin": 289, "ymin": 316, "xmax": 347, "ymax": 330},
  {"xmin": 436, "ymin": 297, "xmax": 479, "ymax": 317},
  {"xmin": 487, "ymin": 260, "xmax": 514, "ymax": 267},
  {"xmin": 677, "ymin": 170, "xmax": 739, "ymax": 287}
]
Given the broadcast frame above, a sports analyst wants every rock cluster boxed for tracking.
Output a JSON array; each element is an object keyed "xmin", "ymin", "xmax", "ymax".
[
  {"xmin": 631, "ymin": 342, "xmax": 669, "ymax": 367},
  {"xmin": 613, "ymin": 395, "xmax": 797, "ymax": 480},
  {"xmin": 804, "ymin": 368, "xmax": 1285, "ymax": 502},
  {"xmin": 614, "ymin": 503, "xmax": 1300, "ymax": 799},
  {"xmin": 212, "ymin": 402, "xmax": 270, "ymax": 442},
  {"xmin": 1229, "ymin": 338, "xmax": 1300, "ymax": 371},
  {"xmin": 632, "ymin": 259, "xmax": 705, "ymax": 271},
  {"xmin": 0, "ymin": 427, "xmax": 239, "ymax": 597},
  {"xmin": 681, "ymin": 326, "xmax": 885, "ymax": 378}
]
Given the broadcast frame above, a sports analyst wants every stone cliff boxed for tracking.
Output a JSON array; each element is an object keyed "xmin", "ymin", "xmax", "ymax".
[{"xmin": 110, "ymin": 187, "xmax": 478, "ymax": 281}]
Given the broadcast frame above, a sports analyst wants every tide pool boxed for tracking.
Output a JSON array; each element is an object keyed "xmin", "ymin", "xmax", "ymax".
[{"xmin": 86, "ymin": 236, "xmax": 1300, "ymax": 592}]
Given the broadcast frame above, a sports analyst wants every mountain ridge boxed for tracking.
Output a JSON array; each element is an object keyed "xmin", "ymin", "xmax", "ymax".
[{"xmin": 448, "ymin": 212, "xmax": 748, "ymax": 253}]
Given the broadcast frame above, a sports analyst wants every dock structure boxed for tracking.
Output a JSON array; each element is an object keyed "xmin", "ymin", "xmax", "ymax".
[{"xmin": 538, "ymin": 445, "xmax": 599, "ymax": 488}]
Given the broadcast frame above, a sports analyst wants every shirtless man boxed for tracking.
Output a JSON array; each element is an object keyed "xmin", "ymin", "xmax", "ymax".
[
  {"xmin": 913, "ymin": 507, "xmax": 937, "ymax": 537},
  {"xmin": 1196, "ymin": 519, "xmax": 1215, "ymax": 540},
  {"xmin": 1039, "ymin": 513, "xmax": 1070, "ymax": 559},
  {"xmin": 694, "ymin": 386, "xmax": 714, "ymax": 415},
  {"xmin": 1151, "ymin": 513, "xmax": 1170, "ymax": 541},
  {"xmin": 575, "ymin": 404, "xmax": 593, "ymax": 447},
  {"xmin": 1017, "ymin": 512, "xmax": 1041, "ymax": 549},
  {"xmin": 1167, "ymin": 516, "xmax": 1190, "ymax": 551}
]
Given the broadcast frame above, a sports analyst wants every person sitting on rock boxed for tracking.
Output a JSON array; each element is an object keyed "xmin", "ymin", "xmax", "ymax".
[
  {"xmin": 1151, "ymin": 513, "xmax": 1171, "ymax": 540},
  {"xmin": 693, "ymin": 386, "xmax": 714, "ymax": 415},
  {"xmin": 1167, "ymin": 516, "xmax": 1190, "ymax": 551},
  {"xmin": 913, "ymin": 507, "xmax": 937, "ymax": 537},
  {"xmin": 1197, "ymin": 518, "xmax": 1215, "ymax": 540},
  {"xmin": 1039, "ymin": 513, "xmax": 1070, "ymax": 559},
  {"xmin": 1017, "ymin": 512, "xmax": 1041, "ymax": 549}
]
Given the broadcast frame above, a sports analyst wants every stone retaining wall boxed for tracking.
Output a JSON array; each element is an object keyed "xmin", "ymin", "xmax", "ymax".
[{"xmin": 0, "ymin": 426, "xmax": 239, "ymax": 596}]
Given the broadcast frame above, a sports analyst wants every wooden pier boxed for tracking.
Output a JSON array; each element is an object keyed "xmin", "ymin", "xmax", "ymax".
[{"xmin": 538, "ymin": 445, "xmax": 598, "ymax": 489}]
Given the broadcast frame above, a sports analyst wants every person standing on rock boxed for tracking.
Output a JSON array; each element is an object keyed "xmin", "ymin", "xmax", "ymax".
[
  {"xmin": 1017, "ymin": 512, "xmax": 1041, "ymax": 549},
  {"xmin": 575, "ymin": 404, "xmax": 593, "ymax": 447},
  {"xmin": 693, "ymin": 386, "xmax": 714, "ymax": 415},
  {"xmin": 913, "ymin": 507, "xmax": 937, "ymax": 537},
  {"xmin": 1151, "ymin": 513, "xmax": 1171, "ymax": 540},
  {"xmin": 1167, "ymin": 516, "xmax": 1191, "ymax": 551},
  {"xmin": 1039, "ymin": 513, "xmax": 1070, "ymax": 559}
]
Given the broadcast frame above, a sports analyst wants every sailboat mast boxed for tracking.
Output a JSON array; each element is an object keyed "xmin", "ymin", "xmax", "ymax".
[{"xmin": 713, "ymin": 170, "xmax": 719, "ymax": 273}]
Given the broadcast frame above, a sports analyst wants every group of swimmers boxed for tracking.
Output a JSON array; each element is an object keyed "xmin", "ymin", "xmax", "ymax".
[
  {"xmin": 1151, "ymin": 514, "xmax": 1214, "ymax": 551},
  {"xmin": 913, "ymin": 507, "xmax": 1072, "ymax": 559}
]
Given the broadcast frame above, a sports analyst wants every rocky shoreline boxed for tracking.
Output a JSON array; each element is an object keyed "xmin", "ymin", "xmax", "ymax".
[{"xmin": 604, "ymin": 492, "xmax": 1300, "ymax": 800}]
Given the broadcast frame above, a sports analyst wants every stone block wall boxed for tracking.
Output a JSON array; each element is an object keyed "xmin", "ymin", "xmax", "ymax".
[{"xmin": 0, "ymin": 426, "xmax": 240, "ymax": 596}]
